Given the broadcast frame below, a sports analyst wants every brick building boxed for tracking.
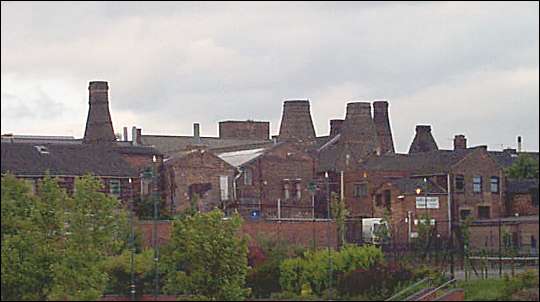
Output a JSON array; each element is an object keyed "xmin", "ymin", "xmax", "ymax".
[
  {"xmin": 218, "ymin": 142, "xmax": 317, "ymax": 219},
  {"xmin": 163, "ymin": 147, "xmax": 236, "ymax": 214},
  {"xmin": 1, "ymin": 81, "xmax": 162, "ymax": 204}
]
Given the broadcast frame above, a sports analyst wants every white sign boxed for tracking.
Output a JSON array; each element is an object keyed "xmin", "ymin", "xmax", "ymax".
[{"xmin": 416, "ymin": 197, "xmax": 439, "ymax": 209}]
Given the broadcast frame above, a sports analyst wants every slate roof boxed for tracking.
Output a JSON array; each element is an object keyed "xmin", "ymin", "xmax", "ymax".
[
  {"xmin": 1, "ymin": 142, "xmax": 139, "ymax": 177},
  {"xmin": 391, "ymin": 177, "xmax": 447, "ymax": 194},
  {"xmin": 488, "ymin": 151, "xmax": 539, "ymax": 168},
  {"xmin": 140, "ymin": 135, "xmax": 272, "ymax": 157},
  {"xmin": 507, "ymin": 179, "xmax": 539, "ymax": 194}
]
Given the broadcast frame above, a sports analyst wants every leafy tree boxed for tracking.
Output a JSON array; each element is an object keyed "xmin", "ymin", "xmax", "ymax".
[
  {"xmin": 330, "ymin": 193, "xmax": 349, "ymax": 248},
  {"xmin": 161, "ymin": 210, "xmax": 249, "ymax": 301},
  {"xmin": 506, "ymin": 154, "xmax": 539, "ymax": 180},
  {"xmin": 1, "ymin": 174, "xmax": 129, "ymax": 301}
]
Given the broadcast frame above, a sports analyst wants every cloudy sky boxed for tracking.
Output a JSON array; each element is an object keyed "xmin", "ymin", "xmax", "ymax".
[{"xmin": 2, "ymin": 1, "xmax": 539, "ymax": 152}]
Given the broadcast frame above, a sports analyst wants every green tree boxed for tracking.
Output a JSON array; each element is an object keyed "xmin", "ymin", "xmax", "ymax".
[
  {"xmin": 161, "ymin": 210, "xmax": 249, "ymax": 301},
  {"xmin": 506, "ymin": 154, "xmax": 539, "ymax": 180},
  {"xmin": 330, "ymin": 193, "xmax": 349, "ymax": 248},
  {"xmin": 1, "ymin": 174, "xmax": 129, "ymax": 301}
]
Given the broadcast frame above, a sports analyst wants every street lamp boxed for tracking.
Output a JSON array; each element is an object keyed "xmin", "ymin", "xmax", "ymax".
[
  {"xmin": 129, "ymin": 178, "xmax": 136, "ymax": 301},
  {"xmin": 325, "ymin": 171, "xmax": 332, "ymax": 301}
]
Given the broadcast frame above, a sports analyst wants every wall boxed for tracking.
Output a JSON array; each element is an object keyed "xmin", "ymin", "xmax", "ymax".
[
  {"xmin": 137, "ymin": 219, "xmax": 338, "ymax": 249},
  {"xmin": 451, "ymin": 149, "xmax": 506, "ymax": 220},
  {"xmin": 219, "ymin": 121, "xmax": 270, "ymax": 140},
  {"xmin": 509, "ymin": 193, "xmax": 539, "ymax": 217},
  {"xmin": 237, "ymin": 143, "xmax": 317, "ymax": 219},
  {"xmin": 163, "ymin": 150, "xmax": 236, "ymax": 214}
]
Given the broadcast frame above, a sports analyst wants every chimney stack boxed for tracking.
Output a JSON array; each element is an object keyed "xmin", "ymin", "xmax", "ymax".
[
  {"xmin": 123, "ymin": 127, "xmax": 128, "ymax": 142},
  {"xmin": 453, "ymin": 134, "xmax": 467, "ymax": 151},
  {"xmin": 278, "ymin": 100, "xmax": 316, "ymax": 145},
  {"xmin": 330, "ymin": 119, "xmax": 344, "ymax": 137},
  {"xmin": 373, "ymin": 100, "xmax": 395, "ymax": 154},
  {"xmin": 517, "ymin": 136, "xmax": 522, "ymax": 153},
  {"xmin": 338, "ymin": 102, "xmax": 380, "ymax": 168},
  {"xmin": 132, "ymin": 126, "xmax": 138, "ymax": 145},
  {"xmin": 83, "ymin": 81, "xmax": 116, "ymax": 144},
  {"xmin": 408, "ymin": 125, "xmax": 439, "ymax": 154},
  {"xmin": 136, "ymin": 128, "xmax": 142, "ymax": 145},
  {"xmin": 193, "ymin": 123, "xmax": 201, "ymax": 144}
]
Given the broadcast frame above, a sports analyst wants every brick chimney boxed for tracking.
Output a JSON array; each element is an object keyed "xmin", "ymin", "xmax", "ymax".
[
  {"xmin": 373, "ymin": 100, "xmax": 395, "ymax": 154},
  {"xmin": 219, "ymin": 120, "xmax": 270, "ymax": 140},
  {"xmin": 338, "ymin": 102, "xmax": 380, "ymax": 168},
  {"xmin": 83, "ymin": 81, "xmax": 116, "ymax": 144},
  {"xmin": 278, "ymin": 100, "xmax": 316, "ymax": 145},
  {"xmin": 408, "ymin": 125, "xmax": 439, "ymax": 154},
  {"xmin": 330, "ymin": 119, "xmax": 344, "ymax": 137},
  {"xmin": 453, "ymin": 134, "xmax": 467, "ymax": 151}
]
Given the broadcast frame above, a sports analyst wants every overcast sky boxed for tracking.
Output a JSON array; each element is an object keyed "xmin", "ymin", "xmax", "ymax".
[{"xmin": 1, "ymin": 1, "xmax": 539, "ymax": 152}]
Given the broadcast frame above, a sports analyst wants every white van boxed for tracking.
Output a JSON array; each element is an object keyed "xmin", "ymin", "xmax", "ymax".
[{"xmin": 362, "ymin": 218, "xmax": 389, "ymax": 244}]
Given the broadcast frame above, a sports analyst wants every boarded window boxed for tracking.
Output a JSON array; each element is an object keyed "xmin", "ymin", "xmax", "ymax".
[
  {"xmin": 473, "ymin": 176, "xmax": 482, "ymax": 193},
  {"xmin": 455, "ymin": 175, "xmax": 465, "ymax": 192},
  {"xmin": 244, "ymin": 168, "xmax": 253, "ymax": 186},
  {"xmin": 478, "ymin": 206, "xmax": 490, "ymax": 219},
  {"xmin": 353, "ymin": 183, "xmax": 368, "ymax": 198},
  {"xmin": 284, "ymin": 183, "xmax": 290, "ymax": 200},
  {"xmin": 220, "ymin": 176, "xmax": 229, "ymax": 201},
  {"xmin": 490, "ymin": 176, "xmax": 499, "ymax": 193}
]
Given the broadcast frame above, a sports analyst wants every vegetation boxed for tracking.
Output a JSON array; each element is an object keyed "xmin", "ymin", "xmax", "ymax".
[
  {"xmin": 457, "ymin": 270, "xmax": 539, "ymax": 301},
  {"xmin": 1, "ymin": 174, "xmax": 129, "ymax": 301},
  {"xmin": 330, "ymin": 192, "xmax": 349, "ymax": 248},
  {"xmin": 160, "ymin": 210, "xmax": 249, "ymax": 301},
  {"xmin": 505, "ymin": 154, "xmax": 539, "ymax": 180}
]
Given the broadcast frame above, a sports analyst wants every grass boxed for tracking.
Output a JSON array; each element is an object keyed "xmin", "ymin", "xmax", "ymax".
[{"xmin": 457, "ymin": 279, "xmax": 507, "ymax": 301}]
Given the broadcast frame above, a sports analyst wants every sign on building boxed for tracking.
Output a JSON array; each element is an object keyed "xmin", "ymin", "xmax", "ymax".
[{"xmin": 415, "ymin": 196, "xmax": 440, "ymax": 209}]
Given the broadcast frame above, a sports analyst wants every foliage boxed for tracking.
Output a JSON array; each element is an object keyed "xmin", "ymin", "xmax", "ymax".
[
  {"xmin": 279, "ymin": 245, "xmax": 384, "ymax": 296},
  {"xmin": 330, "ymin": 192, "xmax": 349, "ymax": 248},
  {"xmin": 457, "ymin": 270, "xmax": 539, "ymax": 301},
  {"xmin": 101, "ymin": 249, "xmax": 155, "ymax": 296},
  {"xmin": 505, "ymin": 154, "xmax": 539, "ymax": 180},
  {"xmin": 161, "ymin": 210, "xmax": 249, "ymax": 301},
  {"xmin": 1, "ymin": 174, "xmax": 129, "ymax": 301},
  {"xmin": 337, "ymin": 261, "xmax": 415, "ymax": 299}
]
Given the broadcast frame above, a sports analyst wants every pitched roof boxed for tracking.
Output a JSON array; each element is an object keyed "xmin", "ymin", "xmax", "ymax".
[
  {"xmin": 1, "ymin": 142, "xmax": 138, "ymax": 177},
  {"xmin": 360, "ymin": 149, "xmax": 473, "ymax": 174},
  {"xmin": 391, "ymin": 177, "xmax": 447, "ymax": 194},
  {"xmin": 140, "ymin": 135, "xmax": 271, "ymax": 157},
  {"xmin": 488, "ymin": 151, "xmax": 539, "ymax": 168},
  {"xmin": 507, "ymin": 179, "xmax": 539, "ymax": 194}
]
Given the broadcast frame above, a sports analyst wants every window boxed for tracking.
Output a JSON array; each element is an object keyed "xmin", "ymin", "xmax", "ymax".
[
  {"xmin": 375, "ymin": 194, "xmax": 382, "ymax": 207},
  {"xmin": 473, "ymin": 176, "xmax": 482, "ymax": 193},
  {"xmin": 220, "ymin": 176, "xmax": 229, "ymax": 201},
  {"xmin": 460, "ymin": 209, "xmax": 471, "ymax": 220},
  {"xmin": 141, "ymin": 178, "xmax": 151, "ymax": 197},
  {"xmin": 455, "ymin": 175, "xmax": 465, "ymax": 192},
  {"xmin": 284, "ymin": 183, "xmax": 290, "ymax": 200},
  {"xmin": 295, "ymin": 183, "xmax": 302, "ymax": 200},
  {"xmin": 490, "ymin": 176, "xmax": 499, "ymax": 193},
  {"xmin": 109, "ymin": 179, "xmax": 121, "ymax": 198},
  {"xmin": 243, "ymin": 168, "xmax": 253, "ymax": 186},
  {"xmin": 384, "ymin": 190, "xmax": 391, "ymax": 210},
  {"xmin": 353, "ymin": 183, "xmax": 368, "ymax": 198},
  {"xmin": 478, "ymin": 206, "xmax": 490, "ymax": 219}
]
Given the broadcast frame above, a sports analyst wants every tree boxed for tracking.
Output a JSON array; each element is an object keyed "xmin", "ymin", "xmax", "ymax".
[
  {"xmin": 506, "ymin": 154, "xmax": 539, "ymax": 180},
  {"xmin": 161, "ymin": 210, "xmax": 249, "ymax": 301},
  {"xmin": 1, "ymin": 174, "xmax": 129, "ymax": 301},
  {"xmin": 330, "ymin": 193, "xmax": 349, "ymax": 248}
]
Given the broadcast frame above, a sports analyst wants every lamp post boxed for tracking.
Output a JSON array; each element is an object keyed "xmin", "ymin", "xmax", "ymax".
[
  {"xmin": 325, "ymin": 171, "xmax": 332, "ymax": 300},
  {"xmin": 129, "ymin": 178, "xmax": 136, "ymax": 301},
  {"xmin": 152, "ymin": 155, "xmax": 159, "ymax": 300}
]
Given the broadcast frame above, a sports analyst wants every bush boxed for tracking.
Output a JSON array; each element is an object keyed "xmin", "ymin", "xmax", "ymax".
[
  {"xmin": 279, "ymin": 245, "xmax": 385, "ymax": 297},
  {"xmin": 503, "ymin": 270, "xmax": 539, "ymax": 300}
]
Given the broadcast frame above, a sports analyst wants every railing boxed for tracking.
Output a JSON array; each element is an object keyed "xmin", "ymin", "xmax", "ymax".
[
  {"xmin": 415, "ymin": 278, "xmax": 457, "ymax": 301},
  {"xmin": 385, "ymin": 278, "xmax": 430, "ymax": 301}
]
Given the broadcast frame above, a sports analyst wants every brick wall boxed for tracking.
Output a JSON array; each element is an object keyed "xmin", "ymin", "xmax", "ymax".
[
  {"xmin": 237, "ymin": 143, "xmax": 317, "ymax": 219},
  {"xmin": 163, "ymin": 150, "xmax": 236, "ymax": 214},
  {"xmin": 137, "ymin": 219, "xmax": 337, "ymax": 249},
  {"xmin": 219, "ymin": 121, "xmax": 270, "ymax": 140},
  {"xmin": 510, "ymin": 193, "xmax": 539, "ymax": 217},
  {"xmin": 451, "ymin": 148, "xmax": 506, "ymax": 220}
]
